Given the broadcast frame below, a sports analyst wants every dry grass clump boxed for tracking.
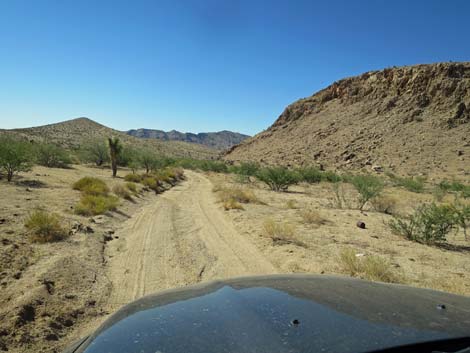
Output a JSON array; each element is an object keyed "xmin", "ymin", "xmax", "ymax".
[
  {"xmin": 142, "ymin": 176, "xmax": 162, "ymax": 193},
  {"xmin": 285, "ymin": 200, "xmax": 298, "ymax": 209},
  {"xmin": 75, "ymin": 194, "xmax": 119, "ymax": 216},
  {"xmin": 262, "ymin": 219, "xmax": 304, "ymax": 247},
  {"xmin": 216, "ymin": 186, "xmax": 261, "ymax": 211},
  {"xmin": 124, "ymin": 173, "xmax": 142, "ymax": 183},
  {"xmin": 370, "ymin": 195, "xmax": 398, "ymax": 215},
  {"xmin": 25, "ymin": 210, "xmax": 68, "ymax": 243},
  {"xmin": 300, "ymin": 209, "xmax": 328, "ymax": 226},
  {"xmin": 113, "ymin": 184, "xmax": 133, "ymax": 200},
  {"xmin": 73, "ymin": 177, "xmax": 109, "ymax": 195},
  {"xmin": 126, "ymin": 182, "xmax": 138, "ymax": 194},
  {"xmin": 339, "ymin": 248, "xmax": 402, "ymax": 283}
]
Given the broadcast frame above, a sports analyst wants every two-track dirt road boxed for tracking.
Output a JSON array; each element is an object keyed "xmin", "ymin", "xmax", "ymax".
[{"xmin": 104, "ymin": 170, "xmax": 277, "ymax": 311}]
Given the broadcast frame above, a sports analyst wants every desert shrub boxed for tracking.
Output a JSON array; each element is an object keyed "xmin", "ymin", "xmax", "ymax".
[
  {"xmin": 0, "ymin": 136, "xmax": 33, "ymax": 182},
  {"xmin": 126, "ymin": 182, "xmax": 138, "ymax": 194},
  {"xmin": 35, "ymin": 143, "xmax": 72, "ymax": 168},
  {"xmin": 217, "ymin": 186, "xmax": 260, "ymax": 207},
  {"xmin": 229, "ymin": 162, "xmax": 260, "ymax": 176},
  {"xmin": 142, "ymin": 176, "xmax": 162, "ymax": 193},
  {"xmin": 73, "ymin": 177, "xmax": 109, "ymax": 195},
  {"xmin": 370, "ymin": 195, "xmax": 398, "ymax": 215},
  {"xmin": 113, "ymin": 184, "xmax": 133, "ymax": 200},
  {"xmin": 285, "ymin": 200, "xmax": 298, "ymax": 209},
  {"xmin": 438, "ymin": 180, "xmax": 470, "ymax": 199},
  {"xmin": 124, "ymin": 173, "xmax": 142, "ymax": 183},
  {"xmin": 296, "ymin": 166, "xmax": 323, "ymax": 183},
  {"xmin": 256, "ymin": 167, "xmax": 300, "ymax": 192},
  {"xmin": 79, "ymin": 139, "xmax": 110, "ymax": 166},
  {"xmin": 389, "ymin": 203, "xmax": 455, "ymax": 244},
  {"xmin": 263, "ymin": 219, "xmax": 301, "ymax": 245},
  {"xmin": 300, "ymin": 209, "xmax": 328, "ymax": 226},
  {"xmin": 323, "ymin": 170, "xmax": 342, "ymax": 183},
  {"xmin": 395, "ymin": 176, "xmax": 426, "ymax": 193},
  {"xmin": 137, "ymin": 149, "xmax": 159, "ymax": 174},
  {"xmin": 223, "ymin": 199, "xmax": 244, "ymax": 210},
  {"xmin": 200, "ymin": 160, "xmax": 229, "ymax": 173},
  {"xmin": 451, "ymin": 201, "xmax": 470, "ymax": 240},
  {"xmin": 339, "ymin": 248, "xmax": 401, "ymax": 283},
  {"xmin": 25, "ymin": 210, "xmax": 67, "ymax": 243},
  {"xmin": 75, "ymin": 194, "xmax": 119, "ymax": 216},
  {"xmin": 350, "ymin": 174, "xmax": 384, "ymax": 210}
]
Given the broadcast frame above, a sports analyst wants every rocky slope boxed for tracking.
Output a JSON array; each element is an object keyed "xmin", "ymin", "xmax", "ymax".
[
  {"xmin": 127, "ymin": 128, "xmax": 249, "ymax": 150},
  {"xmin": 0, "ymin": 118, "xmax": 217, "ymax": 160},
  {"xmin": 225, "ymin": 62, "xmax": 470, "ymax": 178}
]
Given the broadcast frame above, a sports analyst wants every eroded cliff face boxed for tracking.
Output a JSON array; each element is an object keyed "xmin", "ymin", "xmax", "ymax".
[{"xmin": 225, "ymin": 62, "xmax": 470, "ymax": 178}]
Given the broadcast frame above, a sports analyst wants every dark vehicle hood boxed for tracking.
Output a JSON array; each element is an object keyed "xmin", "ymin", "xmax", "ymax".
[{"xmin": 69, "ymin": 275, "xmax": 470, "ymax": 353}]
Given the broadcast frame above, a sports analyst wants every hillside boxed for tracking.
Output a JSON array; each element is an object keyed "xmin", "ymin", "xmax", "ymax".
[
  {"xmin": 225, "ymin": 62, "xmax": 470, "ymax": 178},
  {"xmin": 0, "ymin": 118, "xmax": 217, "ymax": 159},
  {"xmin": 127, "ymin": 128, "xmax": 249, "ymax": 150}
]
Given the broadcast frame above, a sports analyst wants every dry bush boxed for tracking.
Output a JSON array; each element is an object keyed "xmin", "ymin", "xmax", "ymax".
[
  {"xmin": 73, "ymin": 177, "xmax": 109, "ymax": 195},
  {"xmin": 113, "ymin": 184, "xmax": 133, "ymax": 200},
  {"xmin": 216, "ymin": 186, "xmax": 261, "ymax": 209},
  {"xmin": 75, "ymin": 194, "xmax": 119, "ymax": 216},
  {"xmin": 300, "ymin": 209, "xmax": 328, "ymax": 226},
  {"xmin": 142, "ymin": 176, "xmax": 162, "ymax": 193},
  {"xmin": 370, "ymin": 195, "xmax": 398, "ymax": 215},
  {"xmin": 263, "ymin": 219, "xmax": 304, "ymax": 246},
  {"xmin": 124, "ymin": 173, "xmax": 142, "ymax": 183},
  {"xmin": 223, "ymin": 199, "xmax": 244, "ymax": 210},
  {"xmin": 339, "ymin": 248, "xmax": 402, "ymax": 283},
  {"xmin": 25, "ymin": 210, "xmax": 68, "ymax": 243}
]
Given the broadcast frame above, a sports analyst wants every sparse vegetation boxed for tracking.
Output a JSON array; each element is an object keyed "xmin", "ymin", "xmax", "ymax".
[
  {"xmin": 296, "ymin": 166, "xmax": 323, "ymax": 183},
  {"xmin": 370, "ymin": 195, "xmax": 398, "ymax": 215},
  {"xmin": 113, "ymin": 184, "xmax": 133, "ymax": 200},
  {"xmin": 389, "ymin": 174, "xmax": 426, "ymax": 193},
  {"xmin": 0, "ymin": 136, "xmax": 33, "ymax": 182},
  {"xmin": 25, "ymin": 210, "xmax": 68, "ymax": 243},
  {"xmin": 216, "ymin": 186, "xmax": 260, "ymax": 210},
  {"xmin": 438, "ymin": 180, "xmax": 470, "ymax": 199},
  {"xmin": 126, "ymin": 182, "xmax": 138, "ymax": 194},
  {"xmin": 339, "ymin": 248, "xmax": 401, "ymax": 283},
  {"xmin": 142, "ymin": 176, "xmax": 162, "ymax": 193},
  {"xmin": 35, "ymin": 143, "xmax": 72, "ymax": 168},
  {"xmin": 285, "ymin": 200, "xmax": 298, "ymax": 209},
  {"xmin": 124, "ymin": 173, "xmax": 142, "ymax": 183},
  {"xmin": 300, "ymin": 209, "xmax": 328, "ymax": 226},
  {"xmin": 256, "ymin": 167, "xmax": 299, "ymax": 192},
  {"xmin": 75, "ymin": 194, "xmax": 119, "ymax": 216},
  {"xmin": 350, "ymin": 174, "xmax": 384, "ymax": 210},
  {"xmin": 73, "ymin": 177, "xmax": 109, "ymax": 195},
  {"xmin": 263, "ymin": 219, "xmax": 300, "ymax": 245},
  {"xmin": 223, "ymin": 199, "xmax": 244, "ymax": 210},
  {"xmin": 79, "ymin": 139, "xmax": 110, "ymax": 166},
  {"xmin": 389, "ymin": 203, "xmax": 455, "ymax": 244},
  {"xmin": 451, "ymin": 201, "xmax": 470, "ymax": 240}
]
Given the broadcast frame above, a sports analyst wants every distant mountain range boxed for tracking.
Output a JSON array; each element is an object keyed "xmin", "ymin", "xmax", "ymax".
[{"xmin": 126, "ymin": 129, "xmax": 250, "ymax": 150}]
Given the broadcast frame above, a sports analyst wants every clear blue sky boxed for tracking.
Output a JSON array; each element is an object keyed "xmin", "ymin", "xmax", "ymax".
[{"xmin": 0, "ymin": 0, "xmax": 469, "ymax": 135}]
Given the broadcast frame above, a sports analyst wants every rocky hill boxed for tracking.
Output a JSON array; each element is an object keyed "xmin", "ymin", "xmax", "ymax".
[
  {"xmin": 127, "ymin": 128, "xmax": 249, "ymax": 150},
  {"xmin": 225, "ymin": 62, "xmax": 470, "ymax": 178},
  {"xmin": 0, "ymin": 118, "xmax": 217, "ymax": 159}
]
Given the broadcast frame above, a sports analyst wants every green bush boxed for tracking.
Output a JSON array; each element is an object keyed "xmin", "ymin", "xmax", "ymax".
[
  {"xmin": 73, "ymin": 177, "xmax": 109, "ymax": 195},
  {"xmin": 256, "ymin": 167, "xmax": 300, "ymax": 192},
  {"xmin": 350, "ymin": 174, "xmax": 384, "ymax": 210},
  {"xmin": 79, "ymin": 139, "xmax": 110, "ymax": 166},
  {"xmin": 0, "ymin": 136, "xmax": 33, "ymax": 181},
  {"xmin": 389, "ymin": 203, "xmax": 455, "ymax": 244},
  {"xmin": 229, "ymin": 162, "xmax": 260, "ymax": 176},
  {"xmin": 394, "ymin": 176, "xmax": 426, "ymax": 193},
  {"xmin": 25, "ymin": 210, "xmax": 67, "ymax": 243},
  {"xmin": 438, "ymin": 180, "xmax": 470, "ymax": 199},
  {"xmin": 75, "ymin": 194, "xmax": 119, "ymax": 216},
  {"xmin": 323, "ymin": 170, "xmax": 342, "ymax": 183},
  {"xmin": 296, "ymin": 167, "xmax": 323, "ymax": 183},
  {"xmin": 451, "ymin": 202, "xmax": 470, "ymax": 240},
  {"xmin": 35, "ymin": 143, "xmax": 71, "ymax": 168}
]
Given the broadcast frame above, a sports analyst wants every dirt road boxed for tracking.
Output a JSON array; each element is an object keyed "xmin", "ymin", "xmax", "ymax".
[{"xmin": 104, "ymin": 171, "xmax": 277, "ymax": 311}]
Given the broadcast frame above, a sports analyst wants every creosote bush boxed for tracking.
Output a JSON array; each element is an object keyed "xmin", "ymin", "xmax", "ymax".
[
  {"xmin": 256, "ymin": 167, "xmax": 299, "ymax": 192},
  {"xmin": 73, "ymin": 177, "xmax": 109, "ymax": 195},
  {"xmin": 25, "ymin": 210, "xmax": 68, "ymax": 243},
  {"xmin": 75, "ymin": 194, "xmax": 119, "ymax": 216},
  {"xmin": 339, "ymin": 248, "xmax": 401, "ymax": 283},
  {"xmin": 389, "ymin": 203, "xmax": 455, "ymax": 244},
  {"xmin": 350, "ymin": 174, "xmax": 384, "ymax": 210}
]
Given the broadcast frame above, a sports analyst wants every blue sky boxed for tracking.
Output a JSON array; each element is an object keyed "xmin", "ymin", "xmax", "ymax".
[{"xmin": 0, "ymin": 0, "xmax": 469, "ymax": 135}]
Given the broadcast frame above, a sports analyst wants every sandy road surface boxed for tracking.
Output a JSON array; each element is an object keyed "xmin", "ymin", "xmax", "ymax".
[{"xmin": 104, "ymin": 171, "xmax": 277, "ymax": 311}]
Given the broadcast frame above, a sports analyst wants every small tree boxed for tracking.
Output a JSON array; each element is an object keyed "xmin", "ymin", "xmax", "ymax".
[
  {"xmin": 351, "ymin": 174, "xmax": 384, "ymax": 210},
  {"xmin": 0, "ymin": 136, "xmax": 32, "ymax": 182},
  {"xmin": 452, "ymin": 201, "xmax": 470, "ymax": 240},
  {"xmin": 139, "ymin": 150, "xmax": 158, "ymax": 174},
  {"xmin": 256, "ymin": 167, "xmax": 299, "ymax": 192},
  {"xmin": 36, "ymin": 143, "xmax": 71, "ymax": 168},
  {"xmin": 108, "ymin": 137, "xmax": 122, "ymax": 177},
  {"xmin": 80, "ymin": 139, "xmax": 109, "ymax": 166}
]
